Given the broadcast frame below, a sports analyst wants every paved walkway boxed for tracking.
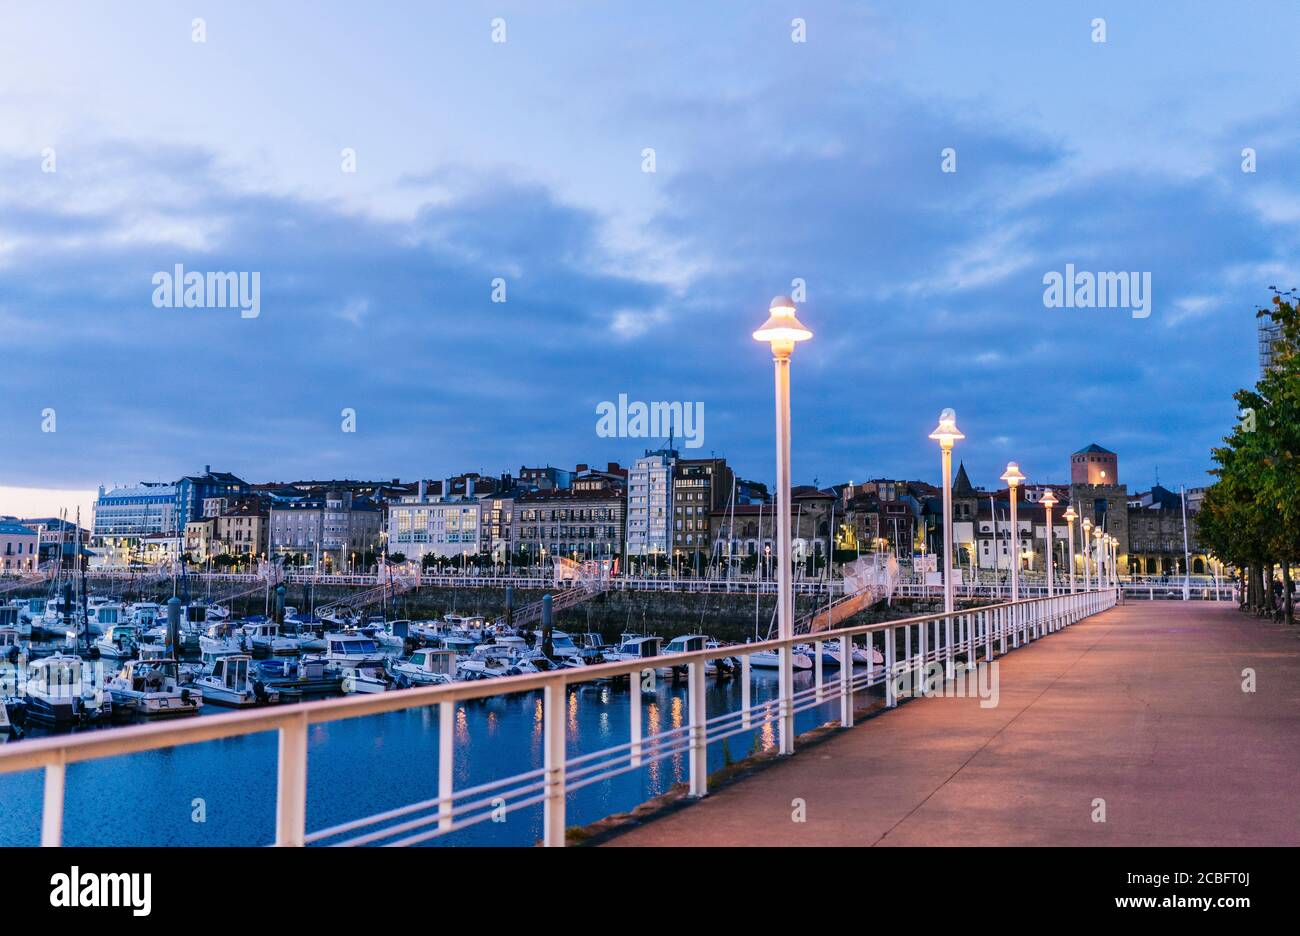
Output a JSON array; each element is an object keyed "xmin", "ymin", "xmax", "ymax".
[{"xmin": 605, "ymin": 602, "xmax": 1300, "ymax": 846}]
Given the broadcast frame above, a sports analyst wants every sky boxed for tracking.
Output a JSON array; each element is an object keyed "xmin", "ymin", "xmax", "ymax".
[{"xmin": 2, "ymin": 0, "xmax": 1296, "ymax": 518}]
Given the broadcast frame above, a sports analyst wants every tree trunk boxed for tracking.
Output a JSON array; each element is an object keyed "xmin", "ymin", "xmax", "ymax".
[{"xmin": 1285, "ymin": 563, "xmax": 1295, "ymax": 625}]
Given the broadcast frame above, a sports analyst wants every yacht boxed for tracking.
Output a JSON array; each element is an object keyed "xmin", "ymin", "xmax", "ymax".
[
  {"xmin": 314, "ymin": 632, "xmax": 387, "ymax": 668},
  {"xmin": 129, "ymin": 602, "xmax": 163, "ymax": 629},
  {"xmin": 0, "ymin": 625, "xmax": 23, "ymax": 663},
  {"xmin": 747, "ymin": 646, "xmax": 815, "ymax": 671},
  {"xmin": 659, "ymin": 634, "xmax": 737, "ymax": 676},
  {"xmin": 85, "ymin": 598, "xmax": 125, "ymax": 635},
  {"xmin": 198, "ymin": 622, "xmax": 243, "ymax": 656},
  {"xmin": 93, "ymin": 623, "xmax": 140, "ymax": 659},
  {"xmin": 390, "ymin": 648, "xmax": 457, "ymax": 687},
  {"xmin": 456, "ymin": 641, "xmax": 539, "ymax": 680},
  {"xmin": 239, "ymin": 621, "xmax": 301, "ymax": 656},
  {"xmin": 339, "ymin": 664, "xmax": 391, "ymax": 694},
  {"xmin": 24, "ymin": 655, "xmax": 113, "ymax": 726},
  {"xmin": 531, "ymin": 630, "xmax": 587, "ymax": 667},
  {"xmin": 605, "ymin": 635, "xmax": 663, "ymax": 664},
  {"xmin": 106, "ymin": 658, "xmax": 203, "ymax": 717},
  {"xmin": 191, "ymin": 654, "xmax": 279, "ymax": 707}
]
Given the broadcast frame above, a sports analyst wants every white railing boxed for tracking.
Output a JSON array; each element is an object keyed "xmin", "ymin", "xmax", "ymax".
[{"xmin": 0, "ymin": 588, "xmax": 1118, "ymax": 847}]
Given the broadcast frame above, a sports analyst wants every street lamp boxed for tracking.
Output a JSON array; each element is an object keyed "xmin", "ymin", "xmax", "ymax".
[
  {"xmin": 754, "ymin": 294, "xmax": 811, "ymax": 756},
  {"xmin": 1093, "ymin": 527, "xmax": 1105, "ymax": 588},
  {"xmin": 1000, "ymin": 462, "xmax": 1025, "ymax": 601},
  {"xmin": 1040, "ymin": 490, "xmax": 1058, "ymax": 598},
  {"xmin": 1062, "ymin": 505, "xmax": 1077, "ymax": 593},
  {"xmin": 929, "ymin": 408, "xmax": 965, "ymax": 614}
]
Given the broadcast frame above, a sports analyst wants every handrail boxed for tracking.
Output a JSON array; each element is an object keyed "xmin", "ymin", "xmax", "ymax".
[{"xmin": 0, "ymin": 588, "xmax": 1120, "ymax": 846}]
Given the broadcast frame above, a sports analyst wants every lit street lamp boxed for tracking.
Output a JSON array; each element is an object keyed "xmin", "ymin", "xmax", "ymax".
[
  {"xmin": 1093, "ymin": 526, "xmax": 1105, "ymax": 589},
  {"xmin": 1062, "ymin": 505, "xmax": 1077, "ymax": 593},
  {"xmin": 1040, "ymin": 490, "xmax": 1058, "ymax": 598},
  {"xmin": 754, "ymin": 295, "xmax": 811, "ymax": 756},
  {"xmin": 1000, "ymin": 462, "xmax": 1025, "ymax": 601},
  {"xmin": 1081, "ymin": 517, "xmax": 1093, "ymax": 591},
  {"xmin": 929, "ymin": 409, "xmax": 965, "ymax": 614}
]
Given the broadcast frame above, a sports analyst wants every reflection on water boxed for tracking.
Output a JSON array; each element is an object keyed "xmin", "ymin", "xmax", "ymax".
[{"xmin": 0, "ymin": 668, "xmax": 844, "ymax": 846}]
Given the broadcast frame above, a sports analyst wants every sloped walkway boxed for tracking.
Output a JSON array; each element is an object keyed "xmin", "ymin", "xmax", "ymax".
[{"xmin": 604, "ymin": 602, "xmax": 1300, "ymax": 846}]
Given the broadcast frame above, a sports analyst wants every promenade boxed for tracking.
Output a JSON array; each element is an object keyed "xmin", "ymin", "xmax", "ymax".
[{"xmin": 605, "ymin": 602, "xmax": 1300, "ymax": 846}]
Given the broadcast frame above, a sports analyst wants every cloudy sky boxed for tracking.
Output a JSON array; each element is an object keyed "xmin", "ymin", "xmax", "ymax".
[{"xmin": 2, "ymin": 1, "xmax": 1295, "ymax": 517}]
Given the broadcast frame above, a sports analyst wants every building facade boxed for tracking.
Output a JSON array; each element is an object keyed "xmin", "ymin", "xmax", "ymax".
[
  {"xmin": 92, "ymin": 482, "xmax": 179, "ymax": 564},
  {"xmin": 671, "ymin": 457, "xmax": 734, "ymax": 566},
  {"xmin": 386, "ymin": 484, "xmax": 482, "ymax": 562},
  {"xmin": 270, "ymin": 490, "xmax": 382, "ymax": 569},
  {"xmin": 0, "ymin": 522, "xmax": 38, "ymax": 572},
  {"xmin": 513, "ymin": 479, "xmax": 625, "ymax": 565},
  {"xmin": 176, "ymin": 467, "xmax": 248, "ymax": 529},
  {"xmin": 625, "ymin": 448, "xmax": 676, "ymax": 566}
]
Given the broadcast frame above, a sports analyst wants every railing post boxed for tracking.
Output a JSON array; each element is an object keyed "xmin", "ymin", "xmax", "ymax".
[
  {"xmin": 778, "ymin": 646, "xmax": 794, "ymax": 755},
  {"xmin": 945, "ymin": 613, "xmax": 955, "ymax": 679},
  {"xmin": 885, "ymin": 626, "xmax": 898, "ymax": 708},
  {"xmin": 630, "ymin": 668, "xmax": 644, "ymax": 767},
  {"xmin": 275, "ymin": 712, "xmax": 308, "ymax": 847},
  {"xmin": 438, "ymin": 701, "xmax": 454, "ymax": 832},
  {"xmin": 839, "ymin": 637, "xmax": 854, "ymax": 727},
  {"xmin": 543, "ymin": 680, "xmax": 567, "ymax": 847},
  {"xmin": 41, "ymin": 758, "xmax": 66, "ymax": 847},
  {"xmin": 688, "ymin": 660, "xmax": 707, "ymax": 797},
  {"xmin": 814, "ymin": 639, "xmax": 824, "ymax": 703},
  {"xmin": 741, "ymin": 655, "xmax": 752, "ymax": 730},
  {"xmin": 998, "ymin": 606, "xmax": 1007, "ymax": 655}
]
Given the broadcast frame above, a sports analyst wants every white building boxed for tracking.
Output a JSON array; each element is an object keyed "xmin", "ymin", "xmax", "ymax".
[
  {"xmin": 387, "ymin": 483, "xmax": 482, "ymax": 562},
  {"xmin": 625, "ymin": 449, "xmax": 675, "ymax": 565}
]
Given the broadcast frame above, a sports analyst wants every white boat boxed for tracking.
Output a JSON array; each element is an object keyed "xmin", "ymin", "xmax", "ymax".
[
  {"xmin": 315, "ymin": 632, "xmax": 388, "ymax": 667},
  {"xmin": 531, "ymin": 630, "xmax": 587, "ymax": 668},
  {"xmin": 659, "ymin": 635, "xmax": 738, "ymax": 676},
  {"xmin": 128, "ymin": 602, "xmax": 163, "ymax": 628},
  {"xmin": 748, "ymin": 647, "xmax": 815, "ymax": 671},
  {"xmin": 191, "ymin": 654, "xmax": 279, "ymax": 707},
  {"xmin": 456, "ymin": 641, "xmax": 539, "ymax": 680},
  {"xmin": 93, "ymin": 623, "xmax": 140, "ymax": 659},
  {"xmin": 604, "ymin": 635, "xmax": 663, "ymax": 664},
  {"xmin": 106, "ymin": 658, "xmax": 203, "ymax": 717},
  {"xmin": 239, "ymin": 621, "xmax": 300, "ymax": 656},
  {"xmin": 24, "ymin": 654, "xmax": 113, "ymax": 726},
  {"xmin": 198, "ymin": 622, "xmax": 243, "ymax": 656},
  {"xmin": 391, "ymin": 648, "xmax": 457, "ymax": 687},
  {"xmin": 339, "ymin": 664, "xmax": 390, "ymax": 694},
  {"xmin": 85, "ymin": 599, "xmax": 125, "ymax": 636},
  {"xmin": 0, "ymin": 625, "xmax": 23, "ymax": 663}
]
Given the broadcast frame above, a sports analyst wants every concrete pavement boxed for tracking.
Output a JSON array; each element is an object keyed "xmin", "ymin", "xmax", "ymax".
[{"xmin": 603, "ymin": 601, "xmax": 1300, "ymax": 846}]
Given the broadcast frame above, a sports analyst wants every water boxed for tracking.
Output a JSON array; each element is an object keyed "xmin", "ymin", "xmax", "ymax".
[{"xmin": 0, "ymin": 667, "xmax": 850, "ymax": 846}]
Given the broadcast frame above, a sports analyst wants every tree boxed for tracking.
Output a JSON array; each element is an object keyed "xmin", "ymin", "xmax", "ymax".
[{"xmin": 1199, "ymin": 290, "xmax": 1300, "ymax": 622}]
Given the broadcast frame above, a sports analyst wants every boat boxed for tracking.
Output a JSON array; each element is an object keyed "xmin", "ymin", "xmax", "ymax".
[
  {"xmin": 253, "ymin": 657, "xmax": 335, "ymax": 697},
  {"xmin": 339, "ymin": 664, "xmax": 391, "ymax": 694},
  {"xmin": 129, "ymin": 601, "xmax": 163, "ymax": 628},
  {"xmin": 390, "ymin": 648, "xmax": 457, "ymax": 687},
  {"xmin": 605, "ymin": 635, "xmax": 663, "ymax": 664},
  {"xmin": 239, "ymin": 621, "xmax": 301, "ymax": 656},
  {"xmin": 106, "ymin": 658, "xmax": 203, "ymax": 717},
  {"xmin": 313, "ymin": 632, "xmax": 388, "ymax": 668},
  {"xmin": 191, "ymin": 654, "xmax": 279, "ymax": 707},
  {"xmin": 572, "ymin": 632, "xmax": 613, "ymax": 663},
  {"xmin": 93, "ymin": 623, "xmax": 140, "ymax": 659},
  {"xmin": 198, "ymin": 622, "xmax": 243, "ymax": 656},
  {"xmin": 23, "ymin": 654, "xmax": 114, "ymax": 726},
  {"xmin": 85, "ymin": 598, "xmax": 125, "ymax": 635},
  {"xmin": 747, "ymin": 647, "xmax": 815, "ymax": 671},
  {"xmin": 0, "ymin": 625, "xmax": 23, "ymax": 663},
  {"xmin": 531, "ymin": 630, "xmax": 587, "ymax": 668},
  {"xmin": 456, "ymin": 641, "xmax": 540, "ymax": 680},
  {"xmin": 659, "ymin": 634, "xmax": 737, "ymax": 676}
]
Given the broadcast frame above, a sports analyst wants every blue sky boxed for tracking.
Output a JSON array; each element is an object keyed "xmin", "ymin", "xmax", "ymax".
[{"xmin": 2, "ymin": 0, "xmax": 1297, "ymax": 516}]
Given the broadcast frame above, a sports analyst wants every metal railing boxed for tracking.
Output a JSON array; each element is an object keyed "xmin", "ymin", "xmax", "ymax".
[{"xmin": 0, "ymin": 588, "xmax": 1118, "ymax": 847}]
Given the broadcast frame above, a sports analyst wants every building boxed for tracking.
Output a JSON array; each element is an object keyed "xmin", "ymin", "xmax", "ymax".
[
  {"xmin": 0, "ymin": 521, "xmax": 39, "ymax": 572},
  {"xmin": 671, "ymin": 458, "xmax": 734, "ymax": 568},
  {"xmin": 14, "ymin": 517, "xmax": 90, "ymax": 564},
  {"xmin": 92, "ymin": 482, "xmax": 179, "ymax": 564},
  {"xmin": 1070, "ymin": 443, "xmax": 1118, "ymax": 486},
  {"xmin": 1127, "ymin": 485, "xmax": 1207, "ymax": 575},
  {"xmin": 625, "ymin": 448, "xmax": 677, "ymax": 568},
  {"xmin": 513, "ymin": 477, "xmax": 625, "ymax": 566},
  {"xmin": 270, "ymin": 489, "xmax": 382, "ymax": 570},
  {"xmin": 184, "ymin": 517, "xmax": 218, "ymax": 563},
  {"xmin": 385, "ymin": 482, "xmax": 482, "ymax": 563},
  {"xmin": 176, "ymin": 467, "xmax": 248, "ymax": 529},
  {"xmin": 213, "ymin": 498, "xmax": 270, "ymax": 558},
  {"xmin": 518, "ymin": 466, "xmax": 571, "ymax": 491}
]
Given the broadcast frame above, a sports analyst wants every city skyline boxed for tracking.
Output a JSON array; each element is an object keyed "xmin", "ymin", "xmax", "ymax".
[{"xmin": 1, "ymin": 3, "xmax": 1283, "ymax": 508}]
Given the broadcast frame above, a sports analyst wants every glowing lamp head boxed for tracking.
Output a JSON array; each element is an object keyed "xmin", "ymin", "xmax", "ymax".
[
  {"xmin": 1040, "ymin": 490, "xmax": 1058, "ymax": 509},
  {"xmin": 1082, "ymin": 517, "xmax": 1092, "ymax": 532},
  {"xmin": 928, "ymin": 408, "xmax": 965, "ymax": 449},
  {"xmin": 1093, "ymin": 527, "xmax": 1104, "ymax": 541},
  {"xmin": 753, "ymin": 295, "xmax": 812, "ymax": 355},
  {"xmin": 1000, "ymin": 461, "xmax": 1025, "ymax": 488},
  {"xmin": 1063, "ymin": 506, "xmax": 1077, "ymax": 522}
]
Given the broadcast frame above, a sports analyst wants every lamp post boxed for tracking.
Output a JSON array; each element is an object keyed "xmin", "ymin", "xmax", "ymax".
[
  {"xmin": 1109, "ymin": 535, "xmax": 1119, "ymax": 588},
  {"xmin": 1081, "ymin": 517, "xmax": 1092, "ymax": 591},
  {"xmin": 1062, "ymin": 506, "xmax": 1077, "ymax": 593},
  {"xmin": 1040, "ymin": 490, "xmax": 1058, "ymax": 598},
  {"xmin": 754, "ymin": 295, "xmax": 812, "ymax": 756},
  {"xmin": 1000, "ymin": 462, "xmax": 1025, "ymax": 601},
  {"xmin": 1093, "ymin": 527, "xmax": 1104, "ymax": 589},
  {"xmin": 929, "ymin": 409, "xmax": 965, "ymax": 614}
]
